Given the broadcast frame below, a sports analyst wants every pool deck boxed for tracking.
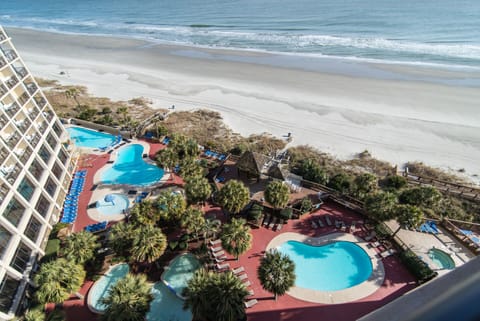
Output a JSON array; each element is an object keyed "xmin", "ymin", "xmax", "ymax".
[{"xmin": 266, "ymin": 232, "xmax": 385, "ymax": 304}]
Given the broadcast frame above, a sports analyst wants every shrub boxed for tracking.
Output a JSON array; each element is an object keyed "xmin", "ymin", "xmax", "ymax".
[
  {"xmin": 399, "ymin": 249, "xmax": 437, "ymax": 283},
  {"xmin": 168, "ymin": 241, "xmax": 178, "ymax": 251},
  {"xmin": 299, "ymin": 197, "xmax": 313, "ymax": 214},
  {"xmin": 178, "ymin": 242, "xmax": 188, "ymax": 251},
  {"xmin": 41, "ymin": 239, "xmax": 60, "ymax": 263},
  {"xmin": 279, "ymin": 208, "xmax": 293, "ymax": 220}
]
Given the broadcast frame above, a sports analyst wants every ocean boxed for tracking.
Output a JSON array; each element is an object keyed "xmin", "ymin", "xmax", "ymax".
[{"xmin": 1, "ymin": 0, "xmax": 479, "ymax": 69}]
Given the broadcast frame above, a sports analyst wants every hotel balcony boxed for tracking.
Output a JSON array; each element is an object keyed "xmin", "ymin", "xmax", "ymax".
[
  {"xmin": 5, "ymin": 75, "xmax": 19, "ymax": 89},
  {"xmin": 18, "ymin": 91, "xmax": 30, "ymax": 106},
  {"xmin": 25, "ymin": 82, "xmax": 38, "ymax": 95},
  {"xmin": 14, "ymin": 67, "xmax": 28, "ymax": 80},
  {"xmin": 0, "ymin": 57, "xmax": 6, "ymax": 69},
  {"xmin": 0, "ymin": 148, "xmax": 8, "ymax": 165},
  {"xmin": 34, "ymin": 96, "xmax": 47, "ymax": 109},
  {"xmin": 3, "ymin": 163, "xmax": 21, "ymax": 185},
  {"xmin": 18, "ymin": 146, "xmax": 32, "ymax": 164},
  {"xmin": 0, "ymin": 83, "xmax": 7, "ymax": 97},
  {"xmin": 37, "ymin": 121, "xmax": 47, "ymax": 133},
  {"xmin": 2, "ymin": 102, "xmax": 20, "ymax": 117},
  {"xmin": 0, "ymin": 29, "xmax": 6, "ymax": 42},
  {"xmin": 5, "ymin": 131, "xmax": 20, "ymax": 149},
  {"xmin": 3, "ymin": 49, "xmax": 18, "ymax": 63},
  {"xmin": 0, "ymin": 113, "xmax": 7, "ymax": 128},
  {"xmin": 27, "ymin": 106, "xmax": 40, "ymax": 120},
  {"xmin": 14, "ymin": 118, "xmax": 31, "ymax": 132},
  {"xmin": 43, "ymin": 110, "xmax": 54, "ymax": 122}
]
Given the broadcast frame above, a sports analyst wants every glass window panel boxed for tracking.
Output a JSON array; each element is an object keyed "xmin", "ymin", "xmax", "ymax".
[
  {"xmin": 44, "ymin": 177, "xmax": 57, "ymax": 197},
  {"xmin": 35, "ymin": 194, "xmax": 50, "ymax": 218},
  {"xmin": 38, "ymin": 145, "xmax": 51, "ymax": 164},
  {"xmin": 24, "ymin": 216, "xmax": 42, "ymax": 243},
  {"xmin": 10, "ymin": 242, "xmax": 32, "ymax": 273},
  {"xmin": 0, "ymin": 226, "xmax": 12, "ymax": 259},
  {"xmin": 3, "ymin": 198, "xmax": 25, "ymax": 227},
  {"xmin": 17, "ymin": 177, "xmax": 35, "ymax": 201},
  {"xmin": 0, "ymin": 275, "xmax": 20, "ymax": 313}
]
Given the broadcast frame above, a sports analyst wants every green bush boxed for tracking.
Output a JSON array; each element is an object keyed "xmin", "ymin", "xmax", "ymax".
[
  {"xmin": 41, "ymin": 239, "xmax": 60, "ymax": 263},
  {"xmin": 50, "ymin": 223, "xmax": 69, "ymax": 240},
  {"xmin": 168, "ymin": 241, "xmax": 178, "ymax": 251},
  {"xmin": 178, "ymin": 242, "xmax": 188, "ymax": 251},
  {"xmin": 399, "ymin": 249, "xmax": 437, "ymax": 283},
  {"xmin": 279, "ymin": 208, "xmax": 293, "ymax": 220},
  {"xmin": 300, "ymin": 197, "xmax": 313, "ymax": 214}
]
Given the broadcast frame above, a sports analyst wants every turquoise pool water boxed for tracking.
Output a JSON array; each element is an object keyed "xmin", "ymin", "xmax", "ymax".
[
  {"xmin": 101, "ymin": 144, "xmax": 164, "ymax": 186},
  {"xmin": 277, "ymin": 240, "xmax": 372, "ymax": 291},
  {"xmin": 96, "ymin": 194, "xmax": 129, "ymax": 215},
  {"xmin": 429, "ymin": 248, "xmax": 455, "ymax": 270},
  {"xmin": 162, "ymin": 253, "xmax": 201, "ymax": 298},
  {"xmin": 147, "ymin": 282, "xmax": 193, "ymax": 321},
  {"xmin": 88, "ymin": 264, "xmax": 129, "ymax": 313},
  {"xmin": 67, "ymin": 126, "xmax": 116, "ymax": 149}
]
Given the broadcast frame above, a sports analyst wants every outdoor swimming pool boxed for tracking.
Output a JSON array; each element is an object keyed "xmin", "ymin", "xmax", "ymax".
[
  {"xmin": 67, "ymin": 126, "xmax": 117, "ymax": 149},
  {"xmin": 161, "ymin": 253, "xmax": 201, "ymax": 299},
  {"xmin": 429, "ymin": 248, "xmax": 455, "ymax": 270},
  {"xmin": 101, "ymin": 144, "xmax": 164, "ymax": 186},
  {"xmin": 88, "ymin": 263, "xmax": 129, "ymax": 313},
  {"xmin": 278, "ymin": 240, "xmax": 373, "ymax": 291},
  {"xmin": 95, "ymin": 194, "xmax": 129, "ymax": 215},
  {"xmin": 147, "ymin": 282, "xmax": 193, "ymax": 321}
]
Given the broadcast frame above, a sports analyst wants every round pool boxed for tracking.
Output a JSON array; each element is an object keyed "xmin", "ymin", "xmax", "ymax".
[
  {"xmin": 277, "ymin": 240, "xmax": 373, "ymax": 291},
  {"xmin": 429, "ymin": 248, "xmax": 455, "ymax": 270},
  {"xmin": 161, "ymin": 253, "xmax": 201, "ymax": 299},
  {"xmin": 96, "ymin": 194, "xmax": 129, "ymax": 215},
  {"xmin": 88, "ymin": 263, "xmax": 129, "ymax": 313},
  {"xmin": 147, "ymin": 282, "xmax": 193, "ymax": 321}
]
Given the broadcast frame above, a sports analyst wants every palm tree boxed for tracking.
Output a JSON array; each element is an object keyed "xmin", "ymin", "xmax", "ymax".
[
  {"xmin": 264, "ymin": 180, "xmax": 290, "ymax": 211},
  {"xmin": 62, "ymin": 231, "xmax": 99, "ymax": 265},
  {"xmin": 327, "ymin": 172, "xmax": 353, "ymax": 195},
  {"xmin": 109, "ymin": 221, "xmax": 136, "ymax": 257},
  {"xmin": 364, "ymin": 192, "xmax": 398, "ymax": 223},
  {"xmin": 156, "ymin": 147, "xmax": 178, "ymax": 179},
  {"xmin": 353, "ymin": 173, "xmax": 378, "ymax": 199},
  {"xmin": 156, "ymin": 190, "xmax": 186, "ymax": 222},
  {"xmin": 257, "ymin": 249, "xmax": 296, "ymax": 300},
  {"xmin": 220, "ymin": 218, "xmax": 252, "ymax": 260},
  {"xmin": 183, "ymin": 269, "xmax": 249, "ymax": 321},
  {"xmin": 34, "ymin": 258, "xmax": 86, "ymax": 304},
  {"xmin": 180, "ymin": 207, "xmax": 206, "ymax": 240},
  {"xmin": 100, "ymin": 274, "xmax": 153, "ymax": 321},
  {"xmin": 179, "ymin": 157, "xmax": 206, "ymax": 181},
  {"xmin": 185, "ymin": 176, "xmax": 212, "ymax": 205},
  {"xmin": 129, "ymin": 200, "xmax": 160, "ymax": 226},
  {"xmin": 131, "ymin": 225, "xmax": 167, "ymax": 264},
  {"xmin": 201, "ymin": 218, "xmax": 222, "ymax": 241},
  {"xmin": 216, "ymin": 180, "xmax": 250, "ymax": 215},
  {"xmin": 117, "ymin": 106, "xmax": 129, "ymax": 126},
  {"xmin": 399, "ymin": 186, "xmax": 442, "ymax": 209},
  {"xmin": 392, "ymin": 204, "xmax": 423, "ymax": 237},
  {"xmin": 24, "ymin": 307, "xmax": 45, "ymax": 321},
  {"xmin": 64, "ymin": 87, "xmax": 81, "ymax": 109}
]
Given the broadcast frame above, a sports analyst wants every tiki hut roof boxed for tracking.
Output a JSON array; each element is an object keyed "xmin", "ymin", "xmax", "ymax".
[{"xmin": 237, "ymin": 151, "xmax": 270, "ymax": 177}]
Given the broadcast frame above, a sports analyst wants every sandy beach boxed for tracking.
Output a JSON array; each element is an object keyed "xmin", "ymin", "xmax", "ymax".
[{"xmin": 7, "ymin": 27, "xmax": 480, "ymax": 181}]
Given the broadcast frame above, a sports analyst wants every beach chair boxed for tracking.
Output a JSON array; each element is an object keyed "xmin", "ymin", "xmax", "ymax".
[
  {"xmin": 341, "ymin": 222, "xmax": 347, "ymax": 232},
  {"xmin": 311, "ymin": 220, "xmax": 319, "ymax": 229},
  {"xmin": 262, "ymin": 214, "xmax": 271, "ymax": 226},
  {"xmin": 317, "ymin": 217, "xmax": 325, "ymax": 228},
  {"xmin": 212, "ymin": 250, "xmax": 225, "ymax": 258},
  {"xmin": 378, "ymin": 248, "xmax": 397, "ymax": 258},
  {"xmin": 244, "ymin": 299, "xmax": 258, "ymax": 308},
  {"xmin": 350, "ymin": 221, "xmax": 356, "ymax": 232},
  {"xmin": 214, "ymin": 256, "xmax": 227, "ymax": 263},
  {"xmin": 325, "ymin": 215, "xmax": 333, "ymax": 226},
  {"xmin": 269, "ymin": 217, "xmax": 277, "ymax": 229},
  {"xmin": 233, "ymin": 266, "xmax": 245, "ymax": 275},
  {"xmin": 276, "ymin": 220, "xmax": 284, "ymax": 231},
  {"xmin": 367, "ymin": 241, "xmax": 381, "ymax": 249},
  {"xmin": 335, "ymin": 220, "xmax": 341, "ymax": 228},
  {"xmin": 209, "ymin": 239, "xmax": 222, "ymax": 246},
  {"xmin": 243, "ymin": 280, "xmax": 252, "ymax": 287},
  {"xmin": 237, "ymin": 273, "xmax": 248, "ymax": 281},
  {"xmin": 428, "ymin": 221, "xmax": 440, "ymax": 234},
  {"xmin": 246, "ymin": 289, "xmax": 254, "ymax": 297},
  {"xmin": 210, "ymin": 246, "xmax": 223, "ymax": 253},
  {"xmin": 216, "ymin": 262, "xmax": 230, "ymax": 271}
]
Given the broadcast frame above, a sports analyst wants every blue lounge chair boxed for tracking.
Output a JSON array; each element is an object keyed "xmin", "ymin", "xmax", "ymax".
[{"xmin": 428, "ymin": 221, "xmax": 439, "ymax": 234}]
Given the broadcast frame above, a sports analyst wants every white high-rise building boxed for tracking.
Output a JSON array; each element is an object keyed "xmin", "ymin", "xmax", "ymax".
[{"xmin": 0, "ymin": 26, "xmax": 75, "ymax": 320}]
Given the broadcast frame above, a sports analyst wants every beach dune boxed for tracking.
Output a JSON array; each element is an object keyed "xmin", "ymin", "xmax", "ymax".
[{"xmin": 8, "ymin": 28, "xmax": 480, "ymax": 180}]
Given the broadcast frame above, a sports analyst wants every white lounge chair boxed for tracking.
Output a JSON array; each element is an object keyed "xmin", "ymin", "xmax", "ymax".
[
  {"xmin": 365, "ymin": 231, "xmax": 376, "ymax": 242},
  {"xmin": 233, "ymin": 266, "xmax": 245, "ymax": 275},
  {"xmin": 325, "ymin": 215, "xmax": 333, "ymax": 226},
  {"xmin": 317, "ymin": 217, "xmax": 325, "ymax": 228},
  {"xmin": 367, "ymin": 241, "xmax": 381, "ymax": 249},
  {"xmin": 244, "ymin": 299, "xmax": 258, "ymax": 308},
  {"xmin": 243, "ymin": 280, "xmax": 251, "ymax": 287},
  {"xmin": 216, "ymin": 262, "xmax": 230, "ymax": 270},
  {"xmin": 311, "ymin": 220, "xmax": 318, "ymax": 229},
  {"xmin": 350, "ymin": 221, "xmax": 356, "ymax": 232},
  {"xmin": 378, "ymin": 248, "xmax": 397, "ymax": 258},
  {"xmin": 237, "ymin": 273, "xmax": 248, "ymax": 281},
  {"xmin": 209, "ymin": 239, "xmax": 221, "ymax": 246},
  {"xmin": 212, "ymin": 250, "xmax": 225, "ymax": 258},
  {"xmin": 246, "ymin": 289, "xmax": 254, "ymax": 297},
  {"xmin": 210, "ymin": 246, "xmax": 223, "ymax": 253},
  {"xmin": 215, "ymin": 256, "xmax": 227, "ymax": 263}
]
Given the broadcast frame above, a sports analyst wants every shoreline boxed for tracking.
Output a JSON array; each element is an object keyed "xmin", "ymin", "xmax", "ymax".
[{"xmin": 6, "ymin": 27, "xmax": 480, "ymax": 182}]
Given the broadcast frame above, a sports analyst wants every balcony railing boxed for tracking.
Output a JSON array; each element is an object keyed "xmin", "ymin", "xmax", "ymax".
[
  {"xmin": 27, "ymin": 106, "xmax": 40, "ymax": 120},
  {"xmin": 5, "ymin": 76, "xmax": 19, "ymax": 89},
  {"xmin": 6, "ymin": 131, "xmax": 20, "ymax": 149},
  {"xmin": 5, "ymin": 164, "xmax": 21, "ymax": 185},
  {"xmin": 16, "ymin": 118, "xmax": 31, "ymax": 132},
  {"xmin": 4, "ymin": 49, "xmax": 17, "ymax": 63},
  {"xmin": 34, "ymin": 96, "xmax": 47, "ymax": 109},
  {"xmin": 0, "ymin": 30, "xmax": 6, "ymax": 42},
  {"xmin": 43, "ymin": 110, "xmax": 54, "ymax": 122},
  {"xmin": 19, "ymin": 147, "xmax": 32, "ymax": 164},
  {"xmin": 37, "ymin": 121, "xmax": 47, "ymax": 133},
  {"xmin": 0, "ymin": 57, "xmax": 6, "ymax": 68},
  {"xmin": 0, "ymin": 84, "xmax": 7, "ymax": 97},
  {"xmin": 0, "ymin": 148, "xmax": 8, "ymax": 164},
  {"xmin": 25, "ymin": 82, "xmax": 38, "ymax": 95},
  {"xmin": 18, "ymin": 91, "xmax": 30, "ymax": 106},
  {"xmin": 14, "ymin": 67, "xmax": 28, "ymax": 80},
  {"xmin": 0, "ymin": 114, "xmax": 7, "ymax": 128},
  {"xmin": 26, "ymin": 133, "xmax": 41, "ymax": 147},
  {"xmin": 2, "ymin": 102, "xmax": 20, "ymax": 118}
]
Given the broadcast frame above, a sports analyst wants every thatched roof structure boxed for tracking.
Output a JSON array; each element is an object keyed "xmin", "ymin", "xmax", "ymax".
[{"xmin": 236, "ymin": 151, "xmax": 270, "ymax": 178}]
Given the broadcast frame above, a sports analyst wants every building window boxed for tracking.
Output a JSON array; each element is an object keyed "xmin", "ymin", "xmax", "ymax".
[
  {"xmin": 24, "ymin": 216, "xmax": 42, "ymax": 243},
  {"xmin": 0, "ymin": 182, "xmax": 8, "ymax": 204},
  {"xmin": 38, "ymin": 145, "xmax": 51, "ymax": 165},
  {"xmin": 57, "ymin": 148, "xmax": 68, "ymax": 165},
  {"xmin": 0, "ymin": 226, "xmax": 12, "ymax": 259},
  {"xmin": 0, "ymin": 275, "xmax": 20, "ymax": 313},
  {"xmin": 46, "ymin": 132, "xmax": 57, "ymax": 150},
  {"xmin": 10, "ymin": 242, "xmax": 32, "ymax": 273},
  {"xmin": 17, "ymin": 177, "xmax": 35, "ymax": 201},
  {"xmin": 44, "ymin": 177, "xmax": 57, "ymax": 197},
  {"xmin": 29, "ymin": 158, "xmax": 45, "ymax": 181},
  {"xmin": 35, "ymin": 194, "xmax": 50, "ymax": 218},
  {"xmin": 3, "ymin": 198, "xmax": 25, "ymax": 227},
  {"xmin": 51, "ymin": 162, "xmax": 63, "ymax": 179},
  {"xmin": 52, "ymin": 122, "xmax": 64, "ymax": 138}
]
